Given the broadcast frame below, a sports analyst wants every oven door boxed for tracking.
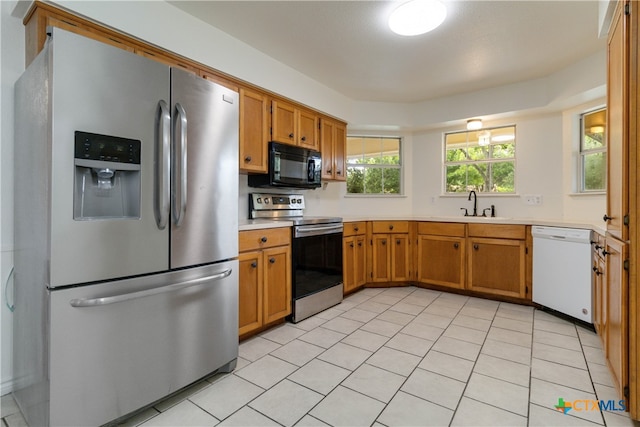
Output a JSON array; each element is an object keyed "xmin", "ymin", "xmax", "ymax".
[{"xmin": 292, "ymin": 224, "xmax": 343, "ymax": 300}]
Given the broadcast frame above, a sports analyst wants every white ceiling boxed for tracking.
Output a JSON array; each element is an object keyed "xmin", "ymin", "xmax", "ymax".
[{"xmin": 168, "ymin": 1, "xmax": 606, "ymax": 104}]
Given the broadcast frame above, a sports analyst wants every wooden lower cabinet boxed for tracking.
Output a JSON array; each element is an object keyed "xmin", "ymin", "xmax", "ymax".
[
  {"xmin": 604, "ymin": 236, "xmax": 629, "ymax": 400},
  {"xmin": 238, "ymin": 228, "xmax": 291, "ymax": 337},
  {"xmin": 343, "ymin": 235, "xmax": 366, "ymax": 293},
  {"xmin": 417, "ymin": 235, "xmax": 465, "ymax": 289},
  {"xmin": 371, "ymin": 233, "xmax": 410, "ymax": 282},
  {"xmin": 467, "ymin": 237, "xmax": 526, "ymax": 299}
]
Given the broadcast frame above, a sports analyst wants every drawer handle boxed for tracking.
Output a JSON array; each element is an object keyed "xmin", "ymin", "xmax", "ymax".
[
  {"xmin": 261, "ymin": 236, "xmax": 268, "ymax": 243},
  {"xmin": 269, "ymin": 257, "xmax": 276, "ymax": 264},
  {"xmin": 301, "ymin": 136, "xmax": 307, "ymax": 142},
  {"xmin": 289, "ymin": 133, "xmax": 294, "ymax": 139},
  {"xmin": 603, "ymin": 214, "xmax": 612, "ymax": 222},
  {"xmin": 602, "ymin": 249, "xmax": 611, "ymax": 256},
  {"xmin": 454, "ymin": 243, "xmax": 459, "ymax": 249},
  {"xmin": 389, "ymin": 225, "xmax": 394, "ymax": 230},
  {"xmin": 251, "ymin": 261, "xmax": 257, "ymax": 268},
  {"xmin": 244, "ymin": 155, "xmax": 252, "ymax": 162},
  {"xmin": 354, "ymin": 226, "xmax": 359, "ymax": 232}
]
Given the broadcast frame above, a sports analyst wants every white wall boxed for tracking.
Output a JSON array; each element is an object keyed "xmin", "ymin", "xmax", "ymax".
[{"xmin": 0, "ymin": 0, "xmax": 606, "ymax": 393}]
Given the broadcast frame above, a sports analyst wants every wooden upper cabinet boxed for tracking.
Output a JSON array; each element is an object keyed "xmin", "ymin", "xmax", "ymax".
[
  {"xmin": 239, "ymin": 88, "xmax": 269, "ymax": 173},
  {"xmin": 605, "ymin": 0, "xmax": 629, "ymax": 241},
  {"xmin": 298, "ymin": 109, "xmax": 319, "ymax": 150},
  {"xmin": 272, "ymin": 100, "xmax": 297, "ymax": 145},
  {"xmin": 271, "ymin": 100, "xmax": 319, "ymax": 150},
  {"xmin": 320, "ymin": 118, "xmax": 347, "ymax": 181}
]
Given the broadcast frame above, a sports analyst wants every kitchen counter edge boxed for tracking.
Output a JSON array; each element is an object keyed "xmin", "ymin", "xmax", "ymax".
[{"xmin": 239, "ymin": 220, "xmax": 294, "ymax": 231}]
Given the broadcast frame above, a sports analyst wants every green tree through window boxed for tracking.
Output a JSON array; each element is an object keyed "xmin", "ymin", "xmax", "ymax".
[
  {"xmin": 346, "ymin": 137, "xmax": 402, "ymax": 194},
  {"xmin": 444, "ymin": 126, "xmax": 516, "ymax": 193}
]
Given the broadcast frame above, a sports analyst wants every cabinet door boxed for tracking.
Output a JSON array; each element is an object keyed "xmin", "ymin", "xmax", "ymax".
[
  {"xmin": 417, "ymin": 235, "xmax": 465, "ymax": 289},
  {"xmin": 239, "ymin": 88, "xmax": 269, "ymax": 173},
  {"xmin": 605, "ymin": 2, "xmax": 629, "ymax": 241},
  {"xmin": 272, "ymin": 100, "xmax": 296, "ymax": 145},
  {"xmin": 468, "ymin": 237, "xmax": 526, "ymax": 298},
  {"xmin": 605, "ymin": 237, "xmax": 628, "ymax": 399},
  {"xmin": 593, "ymin": 251, "xmax": 605, "ymax": 337},
  {"xmin": 354, "ymin": 235, "xmax": 367, "ymax": 287},
  {"xmin": 334, "ymin": 123, "xmax": 347, "ymax": 181},
  {"xmin": 238, "ymin": 251, "xmax": 263, "ymax": 335},
  {"xmin": 263, "ymin": 245, "xmax": 292, "ymax": 324},
  {"xmin": 391, "ymin": 234, "xmax": 410, "ymax": 282},
  {"xmin": 343, "ymin": 236, "xmax": 356, "ymax": 293},
  {"xmin": 298, "ymin": 109, "xmax": 319, "ymax": 150},
  {"xmin": 320, "ymin": 119, "xmax": 336, "ymax": 180},
  {"xmin": 372, "ymin": 234, "xmax": 391, "ymax": 282}
]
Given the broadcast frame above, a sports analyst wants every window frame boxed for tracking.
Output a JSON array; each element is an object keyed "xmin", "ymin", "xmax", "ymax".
[
  {"xmin": 578, "ymin": 107, "xmax": 607, "ymax": 193},
  {"xmin": 345, "ymin": 135, "xmax": 404, "ymax": 196},
  {"xmin": 443, "ymin": 125, "xmax": 517, "ymax": 195}
]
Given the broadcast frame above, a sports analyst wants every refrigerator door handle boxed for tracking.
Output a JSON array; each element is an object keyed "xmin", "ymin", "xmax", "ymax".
[
  {"xmin": 172, "ymin": 102, "xmax": 188, "ymax": 226},
  {"xmin": 155, "ymin": 100, "xmax": 171, "ymax": 230},
  {"xmin": 69, "ymin": 268, "xmax": 233, "ymax": 307}
]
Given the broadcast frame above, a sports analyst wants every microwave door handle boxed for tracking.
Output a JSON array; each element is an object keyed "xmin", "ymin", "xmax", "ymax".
[
  {"xmin": 172, "ymin": 103, "xmax": 187, "ymax": 226},
  {"xmin": 154, "ymin": 100, "xmax": 170, "ymax": 230},
  {"xmin": 307, "ymin": 159, "xmax": 314, "ymax": 182}
]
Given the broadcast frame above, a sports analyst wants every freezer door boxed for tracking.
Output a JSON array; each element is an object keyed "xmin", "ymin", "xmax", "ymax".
[
  {"xmin": 48, "ymin": 29, "xmax": 170, "ymax": 287},
  {"xmin": 49, "ymin": 261, "xmax": 239, "ymax": 426},
  {"xmin": 170, "ymin": 69, "xmax": 239, "ymax": 268}
]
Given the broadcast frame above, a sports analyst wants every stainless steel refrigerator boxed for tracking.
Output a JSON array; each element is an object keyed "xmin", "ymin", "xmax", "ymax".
[{"xmin": 13, "ymin": 28, "xmax": 239, "ymax": 426}]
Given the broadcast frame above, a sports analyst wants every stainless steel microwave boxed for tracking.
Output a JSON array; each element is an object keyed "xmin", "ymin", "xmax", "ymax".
[{"xmin": 248, "ymin": 142, "xmax": 322, "ymax": 189}]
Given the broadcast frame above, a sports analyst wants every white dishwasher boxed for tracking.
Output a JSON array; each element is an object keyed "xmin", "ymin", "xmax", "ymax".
[{"xmin": 532, "ymin": 226, "xmax": 593, "ymax": 323}]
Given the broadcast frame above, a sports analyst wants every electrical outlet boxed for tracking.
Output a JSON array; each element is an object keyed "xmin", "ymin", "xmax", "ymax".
[
  {"xmin": 523, "ymin": 194, "xmax": 543, "ymax": 205},
  {"xmin": 430, "ymin": 196, "xmax": 437, "ymax": 204}
]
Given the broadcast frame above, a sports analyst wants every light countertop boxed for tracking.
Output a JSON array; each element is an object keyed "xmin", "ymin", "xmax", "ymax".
[{"xmin": 239, "ymin": 219, "xmax": 294, "ymax": 231}]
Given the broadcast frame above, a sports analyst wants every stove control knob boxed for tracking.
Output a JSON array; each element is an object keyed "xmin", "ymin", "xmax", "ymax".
[
  {"xmin": 256, "ymin": 197, "xmax": 262, "ymax": 204},
  {"xmin": 264, "ymin": 198, "xmax": 270, "ymax": 204},
  {"xmin": 297, "ymin": 198, "xmax": 303, "ymax": 204}
]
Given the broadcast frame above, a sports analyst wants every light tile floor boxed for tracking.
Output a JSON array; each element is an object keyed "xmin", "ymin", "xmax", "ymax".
[{"xmin": 2, "ymin": 286, "xmax": 640, "ymax": 427}]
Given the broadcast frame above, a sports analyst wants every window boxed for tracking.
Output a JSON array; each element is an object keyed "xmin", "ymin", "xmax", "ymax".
[
  {"xmin": 346, "ymin": 136, "xmax": 402, "ymax": 194},
  {"xmin": 580, "ymin": 108, "xmax": 606, "ymax": 192},
  {"xmin": 444, "ymin": 125, "xmax": 516, "ymax": 194}
]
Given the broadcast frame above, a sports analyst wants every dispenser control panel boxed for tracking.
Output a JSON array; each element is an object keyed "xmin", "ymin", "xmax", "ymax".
[{"xmin": 74, "ymin": 131, "xmax": 141, "ymax": 164}]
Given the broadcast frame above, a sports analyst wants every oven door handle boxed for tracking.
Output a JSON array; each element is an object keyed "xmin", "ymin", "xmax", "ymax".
[{"xmin": 294, "ymin": 224, "xmax": 343, "ymax": 238}]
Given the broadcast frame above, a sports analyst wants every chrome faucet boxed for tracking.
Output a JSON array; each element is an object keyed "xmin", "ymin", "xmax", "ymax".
[{"xmin": 468, "ymin": 190, "xmax": 478, "ymax": 216}]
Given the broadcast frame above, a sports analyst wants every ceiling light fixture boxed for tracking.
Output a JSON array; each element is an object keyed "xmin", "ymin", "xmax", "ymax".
[
  {"xmin": 388, "ymin": 0, "xmax": 447, "ymax": 36},
  {"xmin": 466, "ymin": 119, "xmax": 482, "ymax": 130}
]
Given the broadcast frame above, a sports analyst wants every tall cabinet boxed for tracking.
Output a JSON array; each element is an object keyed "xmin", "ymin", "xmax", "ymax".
[{"xmin": 605, "ymin": 0, "xmax": 637, "ymax": 417}]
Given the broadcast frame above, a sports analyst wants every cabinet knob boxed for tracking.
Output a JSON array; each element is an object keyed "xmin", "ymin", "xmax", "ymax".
[
  {"xmin": 389, "ymin": 225, "xmax": 394, "ymax": 230},
  {"xmin": 454, "ymin": 243, "xmax": 459, "ymax": 249},
  {"xmin": 396, "ymin": 239, "xmax": 401, "ymax": 245},
  {"xmin": 269, "ymin": 257, "xmax": 276, "ymax": 264},
  {"xmin": 349, "ymin": 243, "xmax": 354, "ymax": 248},
  {"xmin": 244, "ymin": 155, "xmax": 252, "ymax": 162},
  {"xmin": 354, "ymin": 227, "xmax": 359, "ymax": 232},
  {"xmin": 602, "ymin": 249, "xmax": 611, "ymax": 256},
  {"xmin": 381, "ymin": 240, "xmax": 387, "ymax": 245},
  {"xmin": 603, "ymin": 214, "xmax": 612, "ymax": 222},
  {"xmin": 301, "ymin": 136, "xmax": 307, "ymax": 142},
  {"xmin": 260, "ymin": 236, "xmax": 268, "ymax": 243},
  {"xmin": 251, "ymin": 261, "xmax": 257, "ymax": 268},
  {"xmin": 357, "ymin": 242, "xmax": 362, "ymax": 247},
  {"xmin": 289, "ymin": 133, "xmax": 294, "ymax": 139},
  {"xmin": 327, "ymin": 168, "xmax": 332, "ymax": 173},
  {"xmin": 473, "ymin": 244, "xmax": 479, "ymax": 250},
  {"xmin": 336, "ymin": 170, "xmax": 342, "ymax": 175}
]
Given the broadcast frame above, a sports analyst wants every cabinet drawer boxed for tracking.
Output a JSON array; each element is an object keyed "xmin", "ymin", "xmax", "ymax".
[
  {"xmin": 239, "ymin": 227, "xmax": 291, "ymax": 252},
  {"xmin": 468, "ymin": 224, "xmax": 526, "ymax": 240},
  {"xmin": 418, "ymin": 222, "xmax": 466, "ymax": 237},
  {"xmin": 343, "ymin": 221, "xmax": 366, "ymax": 237},
  {"xmin": 372, "ymin": 221, "xmax": 409, "ymax": 234}
]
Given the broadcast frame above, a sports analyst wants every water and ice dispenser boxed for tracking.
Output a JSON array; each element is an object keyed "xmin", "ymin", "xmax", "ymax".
[{"xmin": 73, "ymin": 131, "xmax": 141, "ymax": 220}]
